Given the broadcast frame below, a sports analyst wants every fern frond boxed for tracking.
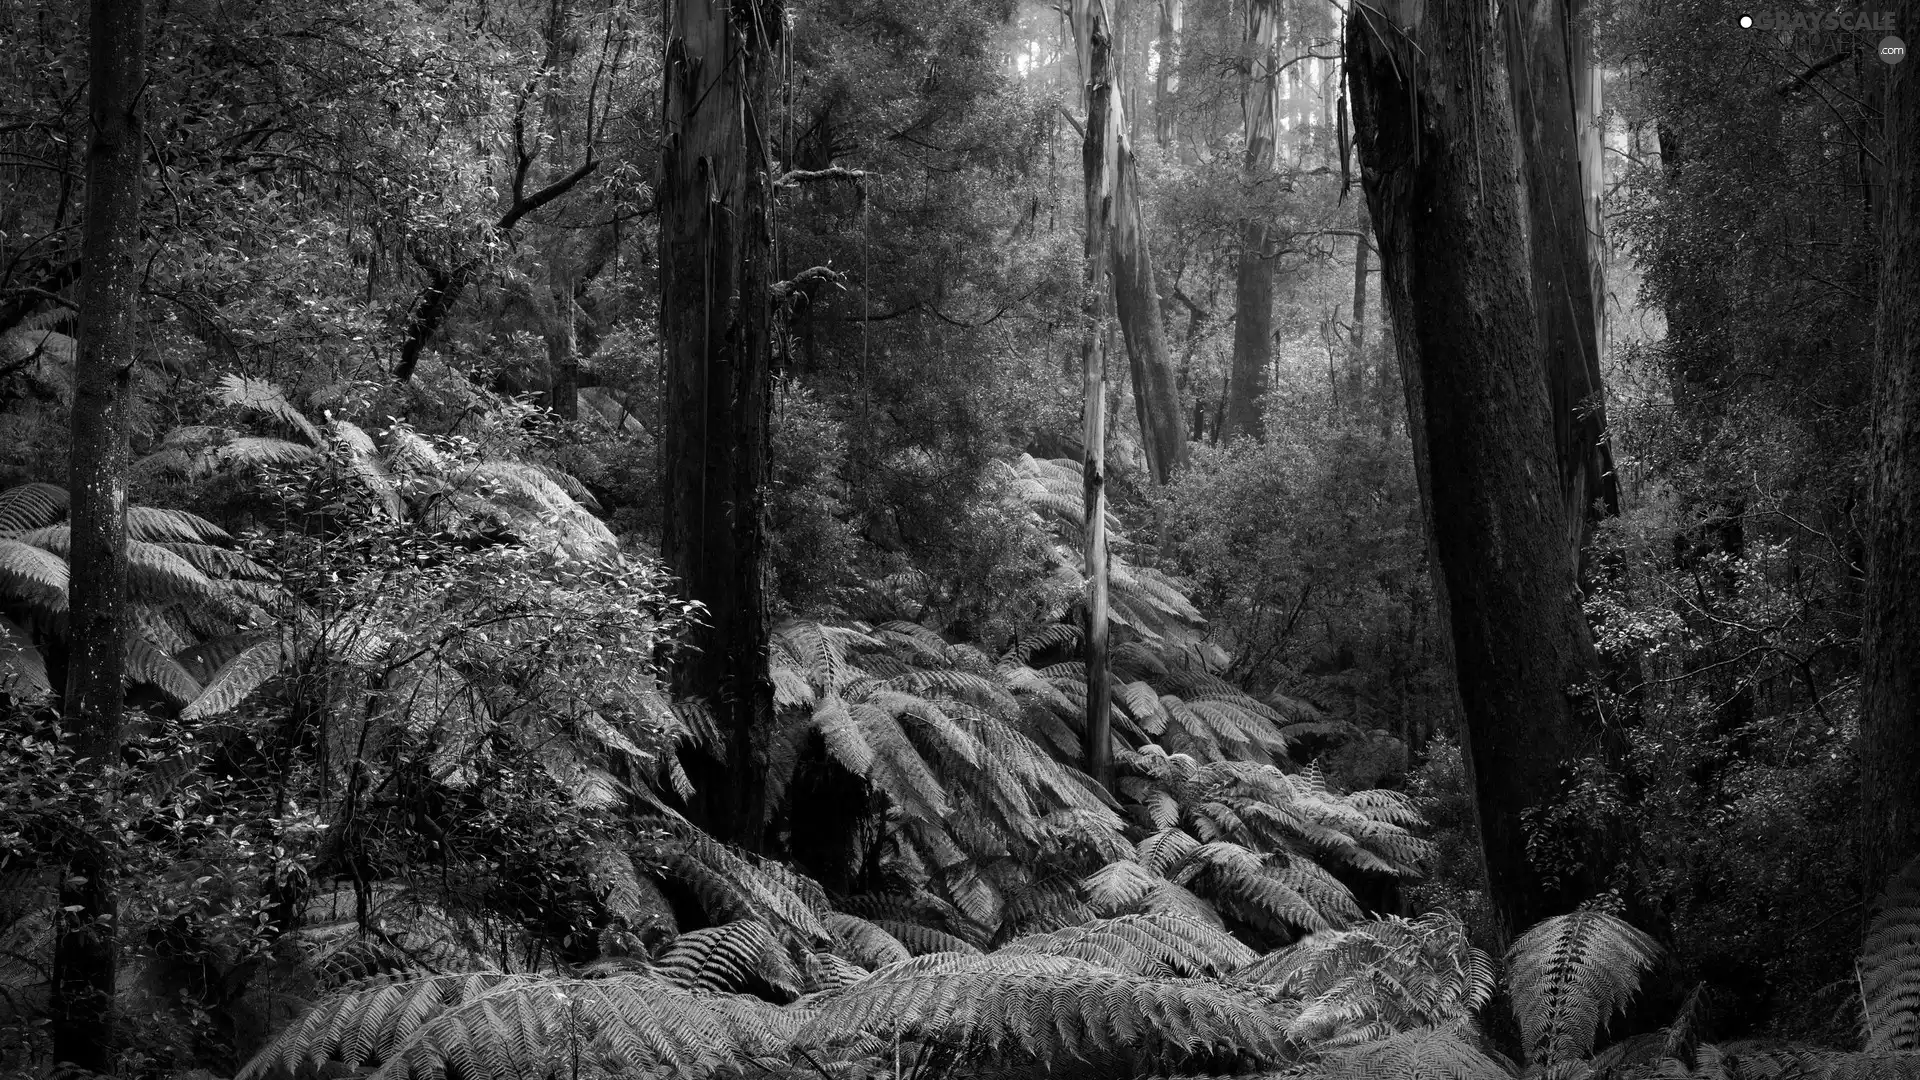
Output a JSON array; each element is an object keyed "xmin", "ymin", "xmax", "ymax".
[
  {"xmin": 236, "ymin": 972, "xmax": 535, "ymax": 1080},
  {"xmin": 872, "ymin": 919, "xmax": 981, "ymax": 957},
  {"xmin": 181, "ymin": 639, "xmax": 283, "ymax": 720},
  {"xmin": 1314, "ymin": 1026, "xmax": 1510, "ymax": 1080},
  {"xmin": 804, "ymin": 951, "xmax": 869, "ymax": 993},
  {"xmin": 1864, "ymin": 854, "xmax": 1920, "ymax": 1052},
  {"xmin": 653, "ymin": 920, "xmax": 803, "ymax": 1001},
  {"xmin": 997, "ymin": 912, "xmax": 1255, "ymax": 977},
  {"xmin": 1006, "ymin": 623, "xmax": 1082, "ymax": 666},
  {"xmin": 217, "ymin": 373, "xmax": 323, "ymax": 445},
  {"xmin": 0, "ymin": 537, "xmax": 69, "ymax": 613},
  {"xmin": 1507, "ymin": 909, "xmax": 1662, "ymax": 1066},
  {"xmin": 0, "ymin": 613, "xmax": 51, "ymax": 698},
  {"xmin": 125, "ymin": 633, "xmax": 204, "ymax": 705},
  {"xmin": 794, "ymin": 952, "xmax": 1298, "ymax": 1073},
  {"xmin": 632, "ymin": 826, "xmax": 830, "ymax": 950},
  {"xmin": 824, "ymin": 912, "xmax": 913, "ymax": 971},
  {"xmin": 0, "ymin": 483, "xmax": 68, "ymax": 535}
]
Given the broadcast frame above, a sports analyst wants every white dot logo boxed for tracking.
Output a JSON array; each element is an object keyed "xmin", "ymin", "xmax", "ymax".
[{"xmin": 1739, "ymin": 13, "xmax": 1754, "ymax": 27}]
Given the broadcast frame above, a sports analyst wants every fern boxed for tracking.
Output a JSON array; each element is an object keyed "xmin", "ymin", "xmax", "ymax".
[
  {"xmin": 181, "ymin": 638, "xmax": 283, "ymax": 720},
  {"xmin": 794, "ymin": 951, "xmax": 1298, "ymax": 1074},
  {"xmin": 0, "ymin": 613, "xmax": 51, "ymax": 698},
  {"xmin": 997, "ymin": 912, "xmax": 1256, "ymax": 977},
  {"xmin": 1507, "ymin": 908, "xmax": 1662, "ymax": 1067},
  {"xmin": 218, "ymin": 372, "xmax": 325, "ymax": 445},
  {"xmin": 0, "ymin": 482, "xmax": 68, "ymax": 534},
  {"xmin": 823, "ymin": 911, "xmax": 913, "ymax": 970},
  {"xmin": 653, "ymin": 920, "xmax": 803, "ymax": 1001},
  {"xmin": 1311, "ymin": 1026, "xmax": 1510, "ymax": 1080},
  {"xmin": 1863, "ymin": 854, "xmax": 1920, "ymax": 1052}
]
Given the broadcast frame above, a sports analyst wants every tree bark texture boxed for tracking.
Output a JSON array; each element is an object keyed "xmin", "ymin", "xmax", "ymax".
[
  {"xmin": 659, "ymin": 0, "xmax": 778, "ymax": 850},
  {"xmin": 1500, "ymin": 0, "xmax": 1618, "ymax": 564},
  {"xmin": 1077, "ymin": 4, "xmax": 1119, "ymax": 793},
  {"xmin": 1348, "ymin": 0, "xmax": 1604, "ymax": 938},
  {"xmin": 1224, "ymin": 0, "xmax": 1280, "ymax": 441},
  {"xmin": 1861, "ymin": 0, "xmax": 1920, "ymax": 904},
  {"xmin": 53, "ymin": 0, "xmax": 143, "ymax": 1068},
  {"xmin": 1072, "ymin": 0, "xmax": 1188, "ymax": 485}
]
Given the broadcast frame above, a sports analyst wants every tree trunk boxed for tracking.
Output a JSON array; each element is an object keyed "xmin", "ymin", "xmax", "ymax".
[
  {"xmin": 1500, "ymin": 0, "xmax": 1618, "ymax": 566},
  {"xmin": 542, "ymin": 0, "xmax": 580, "ymax": 422},
  {"xmin": 1071, "ymin": 0, "xmax": 1188, "ymax": 485},
  {"xmin": 1076, "ymin": 2, "xmax": 1119, "ymax": 793},
  {"xmin": 52, "ymin": 0, "xmax": 143, "ymax": 1068},
  {"xmin": 1154, "ymin": 0, "xmax": 1181, "ymax": 147},
  {"xmin": 1346, "ymin": 202, "xmax": 1370, "ymax": 424},
  {"xmin": 1223, "ymin": 0, "xmax": 1280, "ymax": 441},
  {"xmin": 1861, "ymin": 0, "xmax": 1920, "ymax": 903},
  {"xmin": 659, "ymin": 0, "xmax": 778, "ymax": 850},
  {"xmin": 1348, "ymin": 0, "xmax": 1604, "ymax": 938}
]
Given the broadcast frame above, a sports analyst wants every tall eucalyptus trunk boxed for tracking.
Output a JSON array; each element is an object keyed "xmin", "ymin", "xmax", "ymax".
[
  {"xmin": 1077, "ymin": 4, "xmax": 1120, "ymax": 792},
  {"xmin": 1348, "ymin": 0, "xmax": 1606, "ymax": 938},
  {"xmin": 659, "ymin": 0, "xmax": 779, "ymax": 849},
  {"xmin": 1500, "ymin": 0, "xmax": 1618, "ymax": 564},
  {"xmin": 52, "ymin": 0, "xmax": 144, "ymax": 1067},
  {"xmin": 1861, "ymin": 0, "xmax": 1920, "ymax": 905},
  {"xmin": 1223, "ymin": 0, "xmax": 1280, "ymax": 440}
]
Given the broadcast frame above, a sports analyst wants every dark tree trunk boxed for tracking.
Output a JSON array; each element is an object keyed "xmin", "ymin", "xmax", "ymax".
[
  {"xmin": 52, "ymin": 0, "xmax": 144, "ymax": 1068},
  {"xmin": 1500, "ymin": 0, "xmax": 1618, "ymax": 565},
  {"xmin": 1348, "ymin": 0, "xmax": 1604, "ymax": 939},
  {"xmin": 1224, "ymin": 0, "xmax": 1280, "ymax": 441},
  {"xmin": 1861, "ymin": 0, "xmax": 1920, "ymax": 903},
  {"xmin": 659, "ymin": 0, "xmax": 779, "ymax": 850}
]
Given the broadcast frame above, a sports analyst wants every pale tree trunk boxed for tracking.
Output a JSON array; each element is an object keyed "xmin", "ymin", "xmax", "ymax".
[
  {"xmin": 1223, "ymin": 0, "xmax": 1280, "ymax": 440},
  {"xmin": 53, "ymin": 0, "xmax": 143, "ymax": 1068},
  {"xmin": 1154, "ymin": 0, "xmax": 1181, "ymax": 147},
  {"xmin": 1501, "ymin": 0, "xmax": 1618, "ymax": 566},
  {"xmin": 1072, "ymin": 0, "xmax": 1188, "ymax": 485},
  {"xmin": 1346, "ymin": 201, "xmax": 1370, "ymax": 424},
  {"xmin": 1348, "ymin": 0, "xmax": 1605, "ymax": 937},
  {"xmin": 1861, "ymin": 0, "xmax": 1920, "ymax": 904},
  {"xmin": 659, "ymin": 0, "xmax": 778, "ymax": 850},
  {"xmin": 1075, "ymin": 3, "xmax": 1120, "ymax": 792},
  {"xmin": 542, "ymin": 0, "xmax": 579, "ymax": 421}
]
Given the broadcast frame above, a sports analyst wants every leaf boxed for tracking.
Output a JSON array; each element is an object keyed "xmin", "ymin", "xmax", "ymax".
[
  {"xmin": 0, "ymin": 538, "xmax": 69, "ymax": 614},
  {"xmin": 0, "ymin": 483, "xmax": 69, "ymax": 534},
  {"xmin": 0, "ymin": 614, "xmax": 51, "ymax": 698},
  {"xmin": 217, "ymin": 373, "xmax": 322, "ymax": 444},
  {"xmin": 124, "ymin": 633, "xmax": 204, "ymax": 705}
]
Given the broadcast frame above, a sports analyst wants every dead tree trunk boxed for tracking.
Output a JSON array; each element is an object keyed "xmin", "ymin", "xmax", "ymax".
[
  {"xmin": 1223, "ymin": 0, "xmax": 1280, "ymax": 440},
  {"xmin": 659, "ymin": 0, "xmax": 779, "ymax": 850},
  {"xmin": 1861, "ymin": 0, "xmax": 1920, "ymax": 902},
  {"xmin": 52, "ymin": 0, "xmax": 143, "ymax": 1068},
  {"xmin": 1501, "ymin": 0, "xmax": 1618, "ymax": 566},
  {"xmin": 1348, "ymin": 0, "xmax": 1605, "ymax": 938}
]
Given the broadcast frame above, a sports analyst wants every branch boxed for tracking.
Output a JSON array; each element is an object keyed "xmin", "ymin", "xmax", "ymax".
[
  {"xmin": 498, "ymin": 159, "xmax": 600, "ymax": 232},
  {"xmin": 1057, "ymin": 105, "xmax": 1086, "ymax": 140},
  {"xmin": 774, "ymin": 166, "xmax": 866, "ymax": 188},
  {"xmin": 396, "ymin": 158, "xmax": 600, "ymax": 381},
  {"xmin": 1775, "ymin": 50, "xmax": 1850, "ymax": 97},
  {"xmin": 771, "ymin": 265, "xmax": 846, "ymax": 303}
]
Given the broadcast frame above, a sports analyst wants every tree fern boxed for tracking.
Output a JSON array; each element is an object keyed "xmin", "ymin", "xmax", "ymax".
[
  {"xmin": 996, "ymin": 912, "xmax": 1256, "ymax": 977},
  {"xmin": 823, "ymin": 911, "xmax": 913, "ymax": 971},
  {"xmin": 653, "ymin": 920, "xmax": 804, "ymax": 1001},
  {"xmin": 1863, "ymin": 854, "xmax": 1920, "ymax": 1051},
  {"xmin": 180, "ymin": 637, "xmax": 283, "ymax": 719},
  {"xmin": 1506, "ymin": 908, "xmax": 1663, "ymax": 1067},
  {"xmin": 241, "ymin": 972, "xmax": 798, "ymax": 1080},
  {"xmin": 1310, "ymin": 1026, "xmax": 1510, "ymax": 1080},
  {"xmin": 0, "ymin": 482, "xmax": 67, "ymax": 534},
  {"xmin": 793, "ymin": 951, "xmax": 1299, "ymax": 1075}
]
